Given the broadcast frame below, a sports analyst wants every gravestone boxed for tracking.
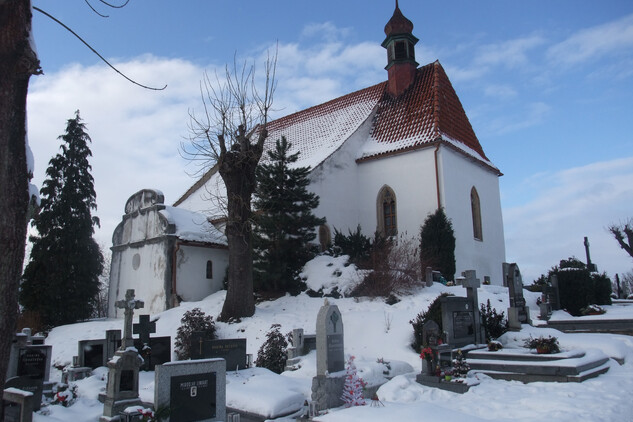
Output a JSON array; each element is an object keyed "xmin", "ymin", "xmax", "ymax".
[
  {"xmin": 425, "ymin": 267, "xmax": 433, "ymax": 287},
  {"xmin": 62, "ymin": 357, "xmax": 92, "ymax": 384},
  {"xmin": 5, "ymin": 376, "xmax": 43, "ymax": 412},
  {"xmin": 316, "ymin": 300, "xmax": 344, "ymax": 376},
  {"xmin": 78, "ymin": 340, "xmax": 106, "ymax": 369},
  {"xmin": 3, "ymin": 388, "xmax": 34, "ymax": 422},
  {"xmin": 7, "ymin": 330, "xmax": 52, "ymax": 383},
  {"xmin": 420, "ymin": 321, "xmax": 440, "ymax": 374},
  {"xmin": 311, "ymin": 299, "xmax": 346, "ymax": 411},
  {"xmin": 440, "ymin": 271, "xmax": 485, "ymax": 348},
  {"xmin": 133, "ymin": 315, "xmax": 156, "ymax": 345},
  {"xmin": 105, "ymin": 330, "xmax": 122, "ymax": 362},
  {"xmin": 100, "ymin": 289, "xmax": 144, "ymax": 421},
  {"xmin": 505, "ymin": 263, "xmax": 532, "ymax": 329},
  {"xmin": 190, "ymin": 336, "xmax": 247, "ymax": 371},
  {"xmin": 154, "ymin": 359, "xmax": 226, "ymax": 422},
  {"xmin": 134, "ymin": 337, "xmax": 171, "ymax": 371}
]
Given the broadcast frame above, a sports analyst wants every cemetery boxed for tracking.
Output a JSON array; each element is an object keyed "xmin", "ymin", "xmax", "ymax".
[{"xmin": 3, "ymin": 258, "xmax": 633, "ymax": 422}]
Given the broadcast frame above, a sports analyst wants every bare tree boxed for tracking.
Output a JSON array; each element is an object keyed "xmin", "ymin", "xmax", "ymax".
[
  {"xmin": 1, "ymin": 0, "xmax": 161, "ymax": 402},
  {"xmin": 0, "ymin": 0, "xmax": 40, "ymax": 403},
  {"xmin": 609, "ymin": 219, "xmax": 633, "ymax": 260},
  {"xmin": 187, "ymin": 53, "xmax": 276, "ymax": 321}
]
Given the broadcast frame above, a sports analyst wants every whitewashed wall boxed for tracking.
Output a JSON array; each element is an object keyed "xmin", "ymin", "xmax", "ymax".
[
  {"xmin": 439, "ymin": 146, "xmax": 506, "ymax": 284},
  {"xmin": 175, "ymin": 244, "xmax": 228, "ymax": 302}
]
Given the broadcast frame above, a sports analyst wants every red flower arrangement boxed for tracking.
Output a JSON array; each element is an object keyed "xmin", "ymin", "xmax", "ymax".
[{"xmin": 420, "ymin": 347, "xmax": 434, "ymax": 362}]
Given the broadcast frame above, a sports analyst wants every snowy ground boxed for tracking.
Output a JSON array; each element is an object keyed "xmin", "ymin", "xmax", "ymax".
[{"xmin": 34, "ymin": 256, "xmax": 633, "ymax": 421}]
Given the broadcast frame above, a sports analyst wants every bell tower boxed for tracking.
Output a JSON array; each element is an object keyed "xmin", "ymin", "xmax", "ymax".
[{"xmin": 382, "ymin": 0, "xmax": 419, "ymax": 96}]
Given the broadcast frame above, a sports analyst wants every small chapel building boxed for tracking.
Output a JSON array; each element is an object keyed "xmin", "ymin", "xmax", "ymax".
[{"xmin": 108, "ymin": 3, "xmax": 506, "ymax": 317}]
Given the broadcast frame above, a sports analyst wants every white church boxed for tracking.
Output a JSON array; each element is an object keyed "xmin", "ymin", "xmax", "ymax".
[{"xmin": 107, "ymin": 3, "xmax": 506, "ymax": 317}]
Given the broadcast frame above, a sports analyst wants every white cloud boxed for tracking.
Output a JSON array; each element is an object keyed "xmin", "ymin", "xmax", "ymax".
[
  {"xmin": 547, "ymin": 13, "xmax": 633, "ymax": 66},
  {"xmin": 485, "ymin": 102, "xmax": 551, "ymax": 135},
  {"xmin": 474, "ymin": 34, "xmax": 545, "ymax": 69},
  {"xmin": 504, "ymin": 157, "xmax": 633, "ymax": 282}
]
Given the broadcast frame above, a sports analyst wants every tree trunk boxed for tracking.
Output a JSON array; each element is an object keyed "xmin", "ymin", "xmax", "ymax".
[
  {"xmin": 218, "ymin": 144, "xmax": 263, "ymax": 321},
  {"xmin": 0, "ymin": 0, "xmax": 38, "ymax": 403}
]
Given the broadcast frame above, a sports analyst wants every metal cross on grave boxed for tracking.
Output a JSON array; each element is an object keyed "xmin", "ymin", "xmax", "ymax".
[
  {"xmin": 133, "ymin": 314, "xmax": 156, "ymax": 345},
  {"xmin": 115, "ymin": 289, "xmax": 144, "ymax": 349}
]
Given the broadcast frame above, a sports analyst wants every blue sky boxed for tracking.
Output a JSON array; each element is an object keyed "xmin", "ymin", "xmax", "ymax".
[{"xmin": 27, "ymin": 0, "xmax": 633, "ymax": 282}]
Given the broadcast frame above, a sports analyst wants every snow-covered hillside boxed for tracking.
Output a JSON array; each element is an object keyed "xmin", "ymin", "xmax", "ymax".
[{"xmin": 38, "ymin": 256, "xmax": 633, "ymax": 421}]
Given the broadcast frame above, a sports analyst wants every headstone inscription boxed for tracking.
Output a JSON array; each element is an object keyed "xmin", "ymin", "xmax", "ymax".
[
  {"xmin": 154, "ymin": 359, "xmax": 226, "ymax": 422},
  {"xmin": 316, "ymin": 300, "xmax": 344, "ymax": 376},
  {"xmin": 190, "ymin": 336, "xmax": 247, "ymax": 371},
  {"xmin": 506, "ymin": 263, "xmax": 532, "ymax": 330},
  {"xmin": 100, "ymin": 289, "xmax": 144, "ymax": 421}
]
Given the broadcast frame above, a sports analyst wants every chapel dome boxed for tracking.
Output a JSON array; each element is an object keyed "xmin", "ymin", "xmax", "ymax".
[{"xmin": 384, "ymin": 1, "xmax": 414, "ymax": 36}]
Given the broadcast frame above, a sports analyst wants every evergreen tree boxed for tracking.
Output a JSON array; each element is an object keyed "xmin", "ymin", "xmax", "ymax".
[
  {"xmin": 20, "ymin": 111, "xmax": 104, "ymax": 328},
  {"xmin": 419, "ymin": 208, "xmax": 456, "ymax": 281},
  {"xmin": 253, "ymin": 137, "xmax": 325, "ymax": 294},
  {"xmin": 254, "ymin": 324, "xmax": 288, "ymax": 374}
]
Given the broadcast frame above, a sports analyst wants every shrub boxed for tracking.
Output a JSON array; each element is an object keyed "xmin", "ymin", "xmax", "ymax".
[
  {"xmin": 420, "ymin": 208, "xmax": 456, "ymax": 282},
  {"xmin": 410, "ymin": 293, "xmax": 453, "ymax": 352},
  {"xmin": 174, "ymin": 308, "xmax": 216, "ymax": 360},
  {"xmin": 332, "ymin": 225, "xmax": 372, "ymax": 267},
  {"xmin": 593, "ymin": 273, "xmax": 613, "ymax": 305},
  {"xmin": 480, "ymin": 299, "xmax": 508, "ymax": 341},
  {"xmin": 255, "ymin": 324, "xmax": 288, "ymax": 374}
]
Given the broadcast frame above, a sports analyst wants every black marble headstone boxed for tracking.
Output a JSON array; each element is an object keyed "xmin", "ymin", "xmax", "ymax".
[
  {"xmin": 134, "ymin": 336, "xmax": 171, "ymax": 371},
  {"xmin": 5, "ymin": 376, "xmax": 43, "ymax": 411},
  {"xmin": 17, "ymin": 348, "xmax": 47, "ymax": 380},
  {"xmin": 81, "ymin": 342, "xmax": 105, "ymax": 369},
  {"xmin": 191, "ymin": 338, "xmax": 247, "ymax": 371},
  {"xmin": 169, "ymin": 372, "xmax": 216, "ymax": 422}
]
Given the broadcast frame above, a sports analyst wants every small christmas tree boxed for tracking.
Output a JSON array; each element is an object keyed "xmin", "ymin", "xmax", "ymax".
[
  {"xmin": 174, "ymin": 308, "xmax": 216, "ymax": 360},
  {"xmin": 341, "ymin": 356, "xmax": 366, "ymax": 407},
  {"xmin": 452, "ymin": 349, "xmax": 470, "ymax": 379},
  {"xmin": 255, "ymin": 324, "xmax": 288, "ymax": 374}
]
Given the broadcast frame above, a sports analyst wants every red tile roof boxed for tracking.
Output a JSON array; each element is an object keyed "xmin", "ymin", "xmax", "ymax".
[{"xmin": 362, "ymin": 60, "xmax": 491, "ymax": 163}]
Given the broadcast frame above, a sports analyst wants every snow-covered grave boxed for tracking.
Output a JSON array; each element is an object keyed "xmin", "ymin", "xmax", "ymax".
[{"xmin": 18, "ymin": 255, "xmax": 633, "ymax": 421}]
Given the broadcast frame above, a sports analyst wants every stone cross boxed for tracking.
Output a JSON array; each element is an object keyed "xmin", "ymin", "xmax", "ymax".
[
  {"xmin": 462, "ymin": 270, "xmax": 485, "ymax": 344},
  {"xmin": 115, "ymin": 289, "xmax": 144, "ymax": 349},
  {"xmin": 133, "ymin": 314, "xmax": 156, "ymax": 345}
]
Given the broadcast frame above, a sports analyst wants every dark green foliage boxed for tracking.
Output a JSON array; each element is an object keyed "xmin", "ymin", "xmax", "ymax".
[
  {"xmin": 419, "ymin": 208, "xmax": 456, "ymax": 281},
  {"xmin": 480, "ymin": 299, "xmax": 508, "ymax": 341},
  {"xmin": 526, "ymin": 274, "xmax": 547, "ymax": 293},
  {"xmin": 255, "ymin": 324, "xmax": 288, "ymax": 374},
  {"xmin": 174, "ymin": 308, "xmax": 216, "ymax": 360},
  {"xmin": 593, "ymin": 272, "xmax": 613, "ymax": 305},
  {"xmin": 332, "ymin": 225, "xmax": 372, "ymax": 267},
  {"xmin": 253, "ymin": 137, "xmax": 325, "ymax": 295},
  {"xmin": 538, "ymin": 257, "xmax": 612, "ymax": 316},
  {"xmin": 20, "ymin": 111, "xmax": 104, "ymax": 328},
  {"xmin": 410, "ymin": 293, "xmax": 453, "ymax": 352}
]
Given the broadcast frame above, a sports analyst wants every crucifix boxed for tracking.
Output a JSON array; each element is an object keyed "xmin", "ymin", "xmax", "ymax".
[{"xmin": 115, "ymin": 289, "xmax": 144, "ymax": 349}]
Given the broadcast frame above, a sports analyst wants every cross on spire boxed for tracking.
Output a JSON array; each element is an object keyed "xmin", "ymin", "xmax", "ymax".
[{"xmin": 115, "ymin": 289, "xmax": 144, "ymax": 349}]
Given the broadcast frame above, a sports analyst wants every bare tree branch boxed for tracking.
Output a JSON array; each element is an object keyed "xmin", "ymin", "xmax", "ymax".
[
  {"xmin": 609, "ymin": 219, "xmax": 633, "ymax": 260},
  {"xmin": 33, "ymin": 6, "xmax": 166, "ymax": 91}
]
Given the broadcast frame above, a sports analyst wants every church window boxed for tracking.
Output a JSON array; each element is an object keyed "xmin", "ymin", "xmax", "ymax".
[
  {"xmin": 471, "ymin": 187, "xmax": 483, "ymax": 240},
  {"xmin": 377, "ymin": 186, "xmax": 397, "ymax": 237},
  {"xmin": 318, "ymin": 224, "xmax": 331, "ymax": 252},
  {"xmin": 132, "ymin": 253, "xmax": 140, "ymax": 270},
  {"xmin": 206, "ymin": 260, "xmax": 213, "ymax": 279}
]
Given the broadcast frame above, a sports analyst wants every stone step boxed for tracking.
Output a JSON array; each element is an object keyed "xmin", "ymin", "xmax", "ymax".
[{"xmin": 467, "ymin": 348, "xmax": 610, "ymax": 383}]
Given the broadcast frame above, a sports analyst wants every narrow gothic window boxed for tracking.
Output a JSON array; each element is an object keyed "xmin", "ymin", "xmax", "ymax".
[
  {"xmin": 378, "ymin": 186, "xmax": 397, "ymax": 237},
  {"xmin": 206, "ymin": 260, "xmax": 213, "ymax": 279},
  {"xmin": 471, "ymin": 187, "xmax": 482, "ymax": 240},
  {"xmin": 318, "ymin": 224, "xmax": 331, "ymax": 252}
]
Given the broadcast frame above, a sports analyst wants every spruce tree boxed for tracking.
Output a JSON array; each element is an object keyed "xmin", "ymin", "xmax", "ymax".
[
  {"xmin": 20, "ymin": 111, "xmax": 104, "ymax": 328},
  {"xmin": 253, "ymin": 137, "xmax": 325, "ymax": 294},
  {"xmin": 419, "ymin": 208, "xmax": 456, "ymax": 281}
]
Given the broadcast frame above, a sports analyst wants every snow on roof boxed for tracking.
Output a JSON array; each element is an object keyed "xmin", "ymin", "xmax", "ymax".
[
  {"xmin": 176, "ymin": 60, "xmax": 498, "ymax": 209},
  {"xmin": 159, "ymin": 205, "xmax": 226, "ymax": 245}
]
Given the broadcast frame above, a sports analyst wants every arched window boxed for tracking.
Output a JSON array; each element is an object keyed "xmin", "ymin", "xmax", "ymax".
[
  {"xmin": 471, "ymin": 187, "xmax": 482, "ymax": 240},
  {"xmin": 377, "ymin": 186, "xmax": 397, "ymax": 237},
  {"xmin": 318, "ymin": 224, "xmax": 331, "ymax": 252},
  {"xmin": 206, "ymin": 260, "xmax": 213, "ymax": 279}
]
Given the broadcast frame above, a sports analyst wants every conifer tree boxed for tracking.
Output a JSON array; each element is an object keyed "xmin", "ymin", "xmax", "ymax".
[
  {"xmin": 253, "ymin": 137, "xmax": 325, "ymax": 294},
  {"xmin": 420, "ymin": 208, "xmax": 456, "ymax": 281},
  {"xmin": 20, "ymin": 111, "xmax": 104, "ymax": 328}
]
